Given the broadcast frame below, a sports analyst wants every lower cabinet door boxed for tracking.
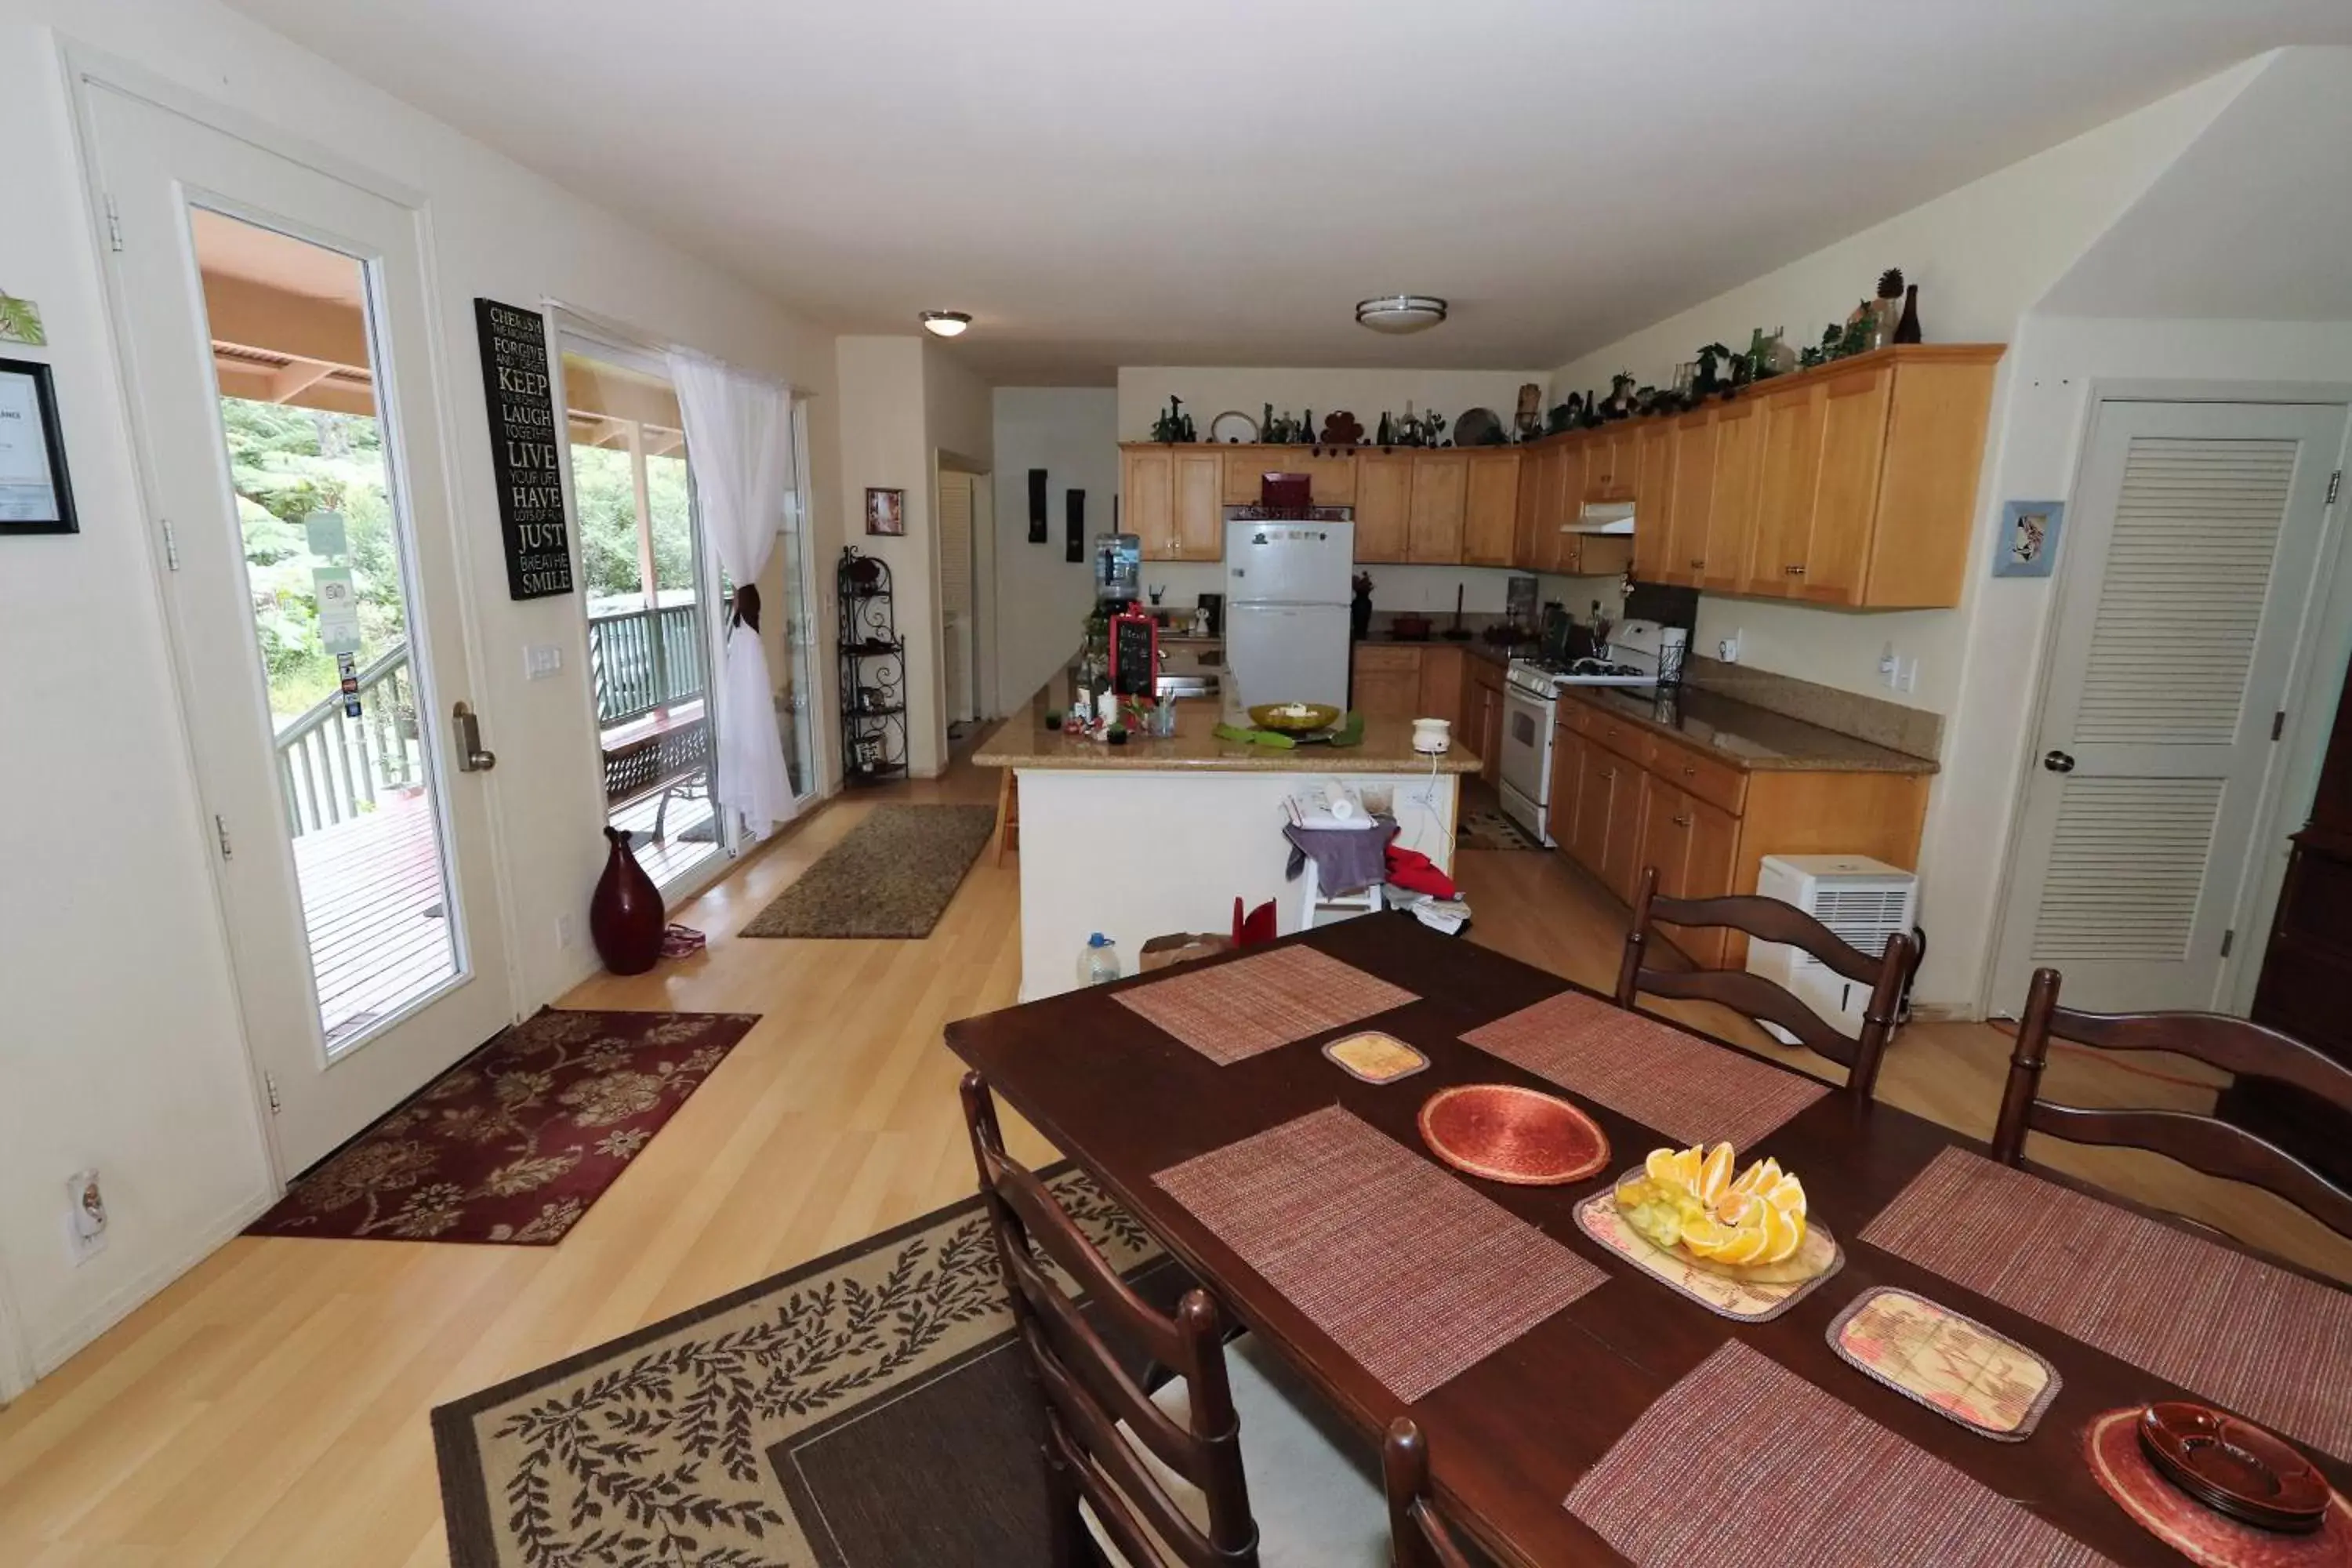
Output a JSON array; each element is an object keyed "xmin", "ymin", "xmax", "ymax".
[
  {"xmin": 1637, "ymin": 779, "xmax": 1693, "ymax": 900},
  {"xmin": 1571, "ymin": 742, "xmax": 1620, "ymax": 874},
  {"xmin": 1601, "ymin": 768, "xmax": 1652, "ymax": 903},
  {"xmin": 1679, "ymin": 794, "xmax": 1743, "ymax": 968},
  {"xmin": 1549, "ymin": 726, "xmax": 1586, "ymax": 851},
  {"xmin": 1352, "ymin": 666, "xmax": 1420, "ymax": 719}
]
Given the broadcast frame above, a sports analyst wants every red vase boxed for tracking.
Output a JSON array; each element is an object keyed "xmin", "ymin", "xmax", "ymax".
[{"xmin": 590, "ymin": 826, "xmax": 665, "ymax": 975}]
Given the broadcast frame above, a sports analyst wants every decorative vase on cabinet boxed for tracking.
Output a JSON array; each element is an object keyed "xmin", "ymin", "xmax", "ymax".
[{"xmin": 590, "ymin": 826, "xmax": 666, "ymax": 975}]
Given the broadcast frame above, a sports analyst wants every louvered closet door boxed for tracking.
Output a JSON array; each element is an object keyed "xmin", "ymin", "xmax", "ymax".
[
  {"xmin": 938, "ymin": 471, "xmax": 976, "ymax": 724},
  {"xmin": 1994, "ymin": 400, "xmax": 2346, "ymax": 1014}
]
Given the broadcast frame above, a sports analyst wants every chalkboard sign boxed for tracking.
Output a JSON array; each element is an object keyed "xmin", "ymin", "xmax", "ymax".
[
  {"xmin": 1110, "ymin": 610, "xmax": 1157, "ymax": 698},
  {"xmin": 474, "ymin": 298, "xmax": 573, "ymax": 600}
]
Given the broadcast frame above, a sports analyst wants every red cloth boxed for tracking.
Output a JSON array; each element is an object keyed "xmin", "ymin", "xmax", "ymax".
[
  {"xmin": 1230, "ymin": 896, "xmax": 1278, "ymax": 947},
  {"xmin": 1383, "ymin": 846, "xmax": 1455, "ymax": 898}
]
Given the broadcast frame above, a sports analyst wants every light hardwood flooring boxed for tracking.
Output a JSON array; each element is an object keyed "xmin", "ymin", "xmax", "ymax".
[{"xmin": 1, "ymin": 751, "xmax": 2344, "ymax": 1566}]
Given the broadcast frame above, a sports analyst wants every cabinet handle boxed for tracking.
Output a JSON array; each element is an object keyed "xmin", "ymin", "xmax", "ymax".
[
  {"xmin": 1690, "ymin": 557, "xmax": 1704, "ymax": 568},
  {"xmin": 1785, "ymin": 564, "xmax": 1807, "ymax": 576},
  {"xmin": 1672, "ymin": 814, "xmax": 1693, "ymax": 828},
  {"xmin": 1682, "ymin": 764, "xmax": 1696, "ymax": 777},
  {"xmin": 1600, "ymin": 768, "xmax": 1617, "ymax": 780}
]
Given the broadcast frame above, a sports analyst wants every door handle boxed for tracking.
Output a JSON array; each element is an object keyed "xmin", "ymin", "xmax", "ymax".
[
  {"xmin": 453, "ymin": 701, "xmax": 497, "ymax": 772},
  {"xmin": 2042, "ymin": 750, "xmax": 2076, "ymax": 774}
]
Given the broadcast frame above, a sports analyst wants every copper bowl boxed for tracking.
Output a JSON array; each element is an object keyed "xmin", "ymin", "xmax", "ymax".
[
  {"xmin": 2137, "ymin": 1403, "xmax": 2329, "ymax": 1533},
  {"xmin": 1417, "ymin": 1084, "xmax": 1609, "ymax": 1185}
]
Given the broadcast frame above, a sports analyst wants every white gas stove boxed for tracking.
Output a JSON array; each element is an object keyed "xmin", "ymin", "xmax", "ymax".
[{"xmin": 1498, "ymin": 622, "xmax": 1688, "ymax": 845}]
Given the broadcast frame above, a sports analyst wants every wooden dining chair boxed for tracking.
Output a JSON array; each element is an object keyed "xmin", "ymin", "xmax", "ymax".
[
  {"xmin": 1614, "ymin": 866, "xmax": 1915, "ymax": 1099},
  {"xmin": 1381, "ymin": 1419, "xmax": 1479, "ymax": 1568},
  {"xmin": 1991, "ymin": 968, "xmax": 2352, "ymax": 1241},
  {"xmin": 960, "ymin": 1073, "xmax": 1386, "ymax": 1568}
]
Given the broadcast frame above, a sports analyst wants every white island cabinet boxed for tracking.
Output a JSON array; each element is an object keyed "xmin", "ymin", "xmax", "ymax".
[{"xmin": 975, "ymin": 672, "xmax": 1477, "ymax": 1001}]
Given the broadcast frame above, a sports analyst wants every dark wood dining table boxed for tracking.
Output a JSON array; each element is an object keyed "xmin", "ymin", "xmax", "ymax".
[{"xmin": 944, "ymin": 913, "xmax": 2352, "ymax": 1566}]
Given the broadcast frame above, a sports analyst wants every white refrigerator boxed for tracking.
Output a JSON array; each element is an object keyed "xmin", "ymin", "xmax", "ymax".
[{"xmin": 1223, "ymin": 517, "xmax": 1354, "ymax": 712}]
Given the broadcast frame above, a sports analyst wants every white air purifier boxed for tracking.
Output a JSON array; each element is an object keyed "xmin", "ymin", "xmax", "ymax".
[{"xmin": 1747, "ymin": 855, "xmax": 1918, "ymax": 1043}]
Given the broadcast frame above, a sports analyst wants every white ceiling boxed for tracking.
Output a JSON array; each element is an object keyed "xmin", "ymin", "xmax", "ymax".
[{"xmin": 221, "ymin": 0, "xmax": 2352, "ymax": 383}]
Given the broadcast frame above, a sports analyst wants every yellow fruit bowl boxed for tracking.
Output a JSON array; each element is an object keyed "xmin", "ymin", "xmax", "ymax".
[
  {"xmin": 1248, "ymin": 702, "xmax": 1343, "ymax": 734},
  {"xmin": 1612, "ymin": 1143, "xmax": 1835, "ymax": 1285}
]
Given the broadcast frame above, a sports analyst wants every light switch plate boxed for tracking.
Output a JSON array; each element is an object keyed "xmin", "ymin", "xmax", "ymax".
[{"xmin": 524, "ymin": 644, "xmax": 563, "ymax": 681}]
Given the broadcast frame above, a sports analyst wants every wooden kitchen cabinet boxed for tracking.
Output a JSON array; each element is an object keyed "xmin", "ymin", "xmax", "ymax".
[
  {"xmin": 1660, "ymin": 416, "xmax": 1718, "ymax": 586},
  {"xmin": 1701, "ymin": 397, "xmax": 1766, "ymax": 594},
  {"xmin": 1407, "ymin": 452, "xmax": 1469, "ymax": 563},
  {"xmin": 1122, "ymin": 445, "xmax": 1225, "ymax": 561},
  {"xmin": 1354, "ymin": 454, "xmax": 1414, "ymax": 562},
  {"xmin": 1550, "ymin": 721, "xmax": 1587, "ymax": 849},
  {"xmin": 1585, "ymin": 429, "xmax": 1633, "ymax": 503},
  {"xmin": 1570, "ymin": 738, "xmax": 1628, "ymax": 876},
  {"xmin": 1461, "ymin": 452, "xmax": 1521, "ymax": 565},
  {"xmin": 1628, "ymin": 420, "xmax": 1679, "ymax": 583},
  {"xmin": 1799, "ymin": 365, "xmax": 1895, "ymax": 603},
  {"xmin": 1350, "ymin": 644, "xmax": 1421, "ymax": 719},
  {"xmin": 1417, "ymin": 646, "xmax": 1463, "ymax": 729},
  {"xmin": 1744, "ymin": 379, "xmax": 1826, "ymax": 594},
  {"xmin": 1467, "ymin": 659, "xmax": 1508, "ymax": 785},
  {"xmin": 1220, "ymin": 445, "xmax": 1358, "ymax": 506},
  {"xmin": 1512, "ymin": 444, "xmax": 1554, "ymax": 569}
]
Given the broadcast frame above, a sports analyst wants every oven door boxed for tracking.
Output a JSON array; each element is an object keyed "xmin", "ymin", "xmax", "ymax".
[{"xmin": 1497, "ymin": 687, "xmax": 1556, "ymax": 841}]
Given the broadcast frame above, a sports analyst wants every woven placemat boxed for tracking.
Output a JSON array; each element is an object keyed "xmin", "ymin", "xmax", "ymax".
[
  {"xmin": 1565, "ymin": 1341, "xmax": 2112, "ymax": 1567},
  {"xmin": 1861, "ymin": 1148, "xmax": 2352, "ymax": 1462},
  {"xmin": 1828, "ymin": 1287, "xmax": 2060, "ymax": 1441},
  {"xmin": 1461, "ymin": 987, "xmax": 1828, "ymax": 1150},
  {"xmin": 1114, "ymin": 945, "xmax": 1417, "ymax": 1066},
  {"xmin": 1152, "ymin": 1105, "xmax": 1603, "ymax": 1401},
  {"xmin": 1573, "ymin": 1185, "xmax": 1842, "ymax": 1323}
]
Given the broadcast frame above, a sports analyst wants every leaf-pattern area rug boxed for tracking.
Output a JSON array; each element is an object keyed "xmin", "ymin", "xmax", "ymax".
[
  {"xmin": 433, "ymin": 1169, "xmax": 1171, "ymax": 1567},
  {"xmin": 245, "ymin": 1009, "xmax": 758, "ymax": 1245},
  {"xmin": 740, "ymin": 804, "xmax": 997, "ymax": 938}
]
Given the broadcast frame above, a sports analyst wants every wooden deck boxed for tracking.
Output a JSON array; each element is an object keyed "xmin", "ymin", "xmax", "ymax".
[{"xmin": 289, "ymin": 789, "xmax": 457, "ymax": 1051}]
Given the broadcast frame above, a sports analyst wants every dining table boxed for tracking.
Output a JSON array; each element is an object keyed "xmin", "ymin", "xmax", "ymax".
[{"xmin": 943, "ymin": 912, "xmax": 2352, "ymax": 1567}]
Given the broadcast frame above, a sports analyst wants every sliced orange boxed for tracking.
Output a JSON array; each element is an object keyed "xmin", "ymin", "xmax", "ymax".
[
  {"xmin": 1710, "ymin": 1219, "xmax": 1772, "ymax": 1265},
  {"xmin": 1679, "ymin": 1215, "xmax": 1737, "ymax": 1256},
  {"xmin": 1758, "ymin": 1203, "xmax": 1805, "ymax": 1265},
  {"xmin": 1696, "ymin": 1142, "xmax": 1736, "ymax": 1205},
  {"xmin": 1644, "ymin": 1148, "xmax": 1682, "ymax": 1185},
  {"xmin": 1715, "ymin": 1190, "xmax": 1755, "ymax": 1225},
  {"xmin": 1761, "ymin": 1174, "xmax": 1807, "ymax": 1219}
]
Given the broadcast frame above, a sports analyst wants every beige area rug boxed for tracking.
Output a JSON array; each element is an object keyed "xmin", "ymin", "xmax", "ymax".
[
  {"xmin": 741, "ymin": 804, "xmax": 997, "ymax": 938},
  {"xmin": 432, "ymin": 1168, "xmax": 1168, "ymax": 1567}
]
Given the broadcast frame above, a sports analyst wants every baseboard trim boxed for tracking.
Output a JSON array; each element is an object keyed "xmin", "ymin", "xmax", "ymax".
[
  {"xmin": 30, "ymin": 1185, "xmax": 278, "ymax": 1381},
  {"xmin": 1907, "ymin": 1001, "xmax": 1985, "ymax": 1025}
]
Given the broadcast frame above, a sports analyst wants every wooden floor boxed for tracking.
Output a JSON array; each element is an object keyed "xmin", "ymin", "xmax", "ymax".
[
  {"xmin": 2, "ymin": 750, "xmax": 2345, "ymax": 1566},
  {"xmin": 292, "ymin": 791, "xmax": 458, "ymax": 1051}
]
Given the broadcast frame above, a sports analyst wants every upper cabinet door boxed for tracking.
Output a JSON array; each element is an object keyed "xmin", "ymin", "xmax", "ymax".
[
  {"xmin": 1512, "ymin": 445, "xmax": 1548, "ymax": 568},
  {"xmin": 1545, "ymin": 440, "xmax": 1589, "ymax": 572},
  {"xmin": 1221, "ymin": 446, "xmax": 1270, "ymax": 506},
  {"xmin": 1799, "ymin": 365, "xmax": 1894, "ymax": 604},
  {"xmin": 1172, "ymin": 450, "xmax": 1225, "ymax": 560},
  {"xmin": 1462, "ymin": 452, "xmax": 1520, "ymax": 565},
  {"xmin": 1408, "ymin": 452, "xmax": 1469, "ymax": 564},
  {"xmin": 1664, "ymin": 416, "xmax": 1717, "ymax": 586},
  {"xmin": 1298, "ymin": 448, "xmax": 1358, "ymax": 505},
  {"xmin": 1701, "ymin": 398, "xmax": 1766, "ymax": 594},
  {"xmin": 1588, "ymin": 429, "xmax": 1635, "ymax": 502},
  {"xmin": 1125, "ymin": 448, "xmax": 1176, "ymax": 560},
  {"xmin": 1629, "ymin": 422, "xmax": 1677, "ymax": 582},
  {"xmin": 1745, "ymin": 383, "xmax": 1826, "ymax": 595},
  {"xmin": 1355, "ymin": 453, "xmax": 1414, "ymax": 562}
]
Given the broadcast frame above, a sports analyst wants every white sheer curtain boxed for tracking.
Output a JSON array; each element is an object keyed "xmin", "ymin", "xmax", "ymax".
[{"xmin": 666, "ymin": 349, "xmax": 797, "ymax": 837}]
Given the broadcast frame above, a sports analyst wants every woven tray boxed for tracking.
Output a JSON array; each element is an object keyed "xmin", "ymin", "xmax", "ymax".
[
  {"xmin": 1573, "ymin": 1181, "xmax": 1842, "ymax": 1323},
  {"xmin": 1827, "ymin": 1287, "xmax": 2060, "ymax": 1441}
]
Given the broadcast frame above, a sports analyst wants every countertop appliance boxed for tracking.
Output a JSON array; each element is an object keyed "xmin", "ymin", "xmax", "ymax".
[
  {"xmin": 1224, "ymin": 509, "xmax": 1354, "ymax": 712},
  {"xmin": 1498, "ymin": 620, "xmax": 1689, "ymax": 846}
]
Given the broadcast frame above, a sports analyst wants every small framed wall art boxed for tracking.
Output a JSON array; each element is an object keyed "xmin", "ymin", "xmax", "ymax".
[
  {"xmin": 865, "ymin": 486, "xmax": 905, "ymax": 536},
  {"xmin": 0, "ymin": 355, "xmax": 77, "ymax": 535},
  {"xmin": 1991, "ymin": 499, "xmax": 2063, "ymax": 578}
]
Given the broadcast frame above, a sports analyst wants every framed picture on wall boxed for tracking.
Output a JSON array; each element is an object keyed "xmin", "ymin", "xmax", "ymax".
[
  {"xmin": 1991, "ymin": 499, "xmax": 2064, "ymax": 578},
  {"xmin": 865, "ymin": 487, "xmax": 905, "ymax": 536},
  {"xmin": 0, "ymin": 356, "xmax": 78, "ymax": 535}
]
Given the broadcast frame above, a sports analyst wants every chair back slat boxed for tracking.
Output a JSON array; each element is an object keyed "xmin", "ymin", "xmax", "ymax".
[
  {"xmin": 1382, "ymin": 1419, "xmax": 1479, "ymax": 1568},
  {"xmin": 961, "ymin": 1073, "xmax": 1260, "ymax": 1568},
  {"xmin": 1992, "ymin": 968, "xmax": 2352, "ymax": 1243},
  {"xmin": 1614, "ymin": 866, "xmax": 1913, "ymax": 1098}
]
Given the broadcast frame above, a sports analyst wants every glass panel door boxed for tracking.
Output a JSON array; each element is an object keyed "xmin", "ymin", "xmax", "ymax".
[{"xmin": 560, "ymin": 347, "xmax": 724, "ymax": 888}]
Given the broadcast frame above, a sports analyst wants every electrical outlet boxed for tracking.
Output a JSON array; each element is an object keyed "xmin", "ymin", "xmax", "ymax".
[
  {"xmin": 555, "ymin": 913, "xmax": 578, "ymax": 949},
  {"xmin": 1717, "ymin": 632, "xmax": 1741, "ymax": 664},
  {"xmin": 66, "ymin": 1168, "xmax": 107, "ymax": 1264},
  {"xmin": 1899, "ymin": 657, "xmax": 1920, "ymax": 694}
]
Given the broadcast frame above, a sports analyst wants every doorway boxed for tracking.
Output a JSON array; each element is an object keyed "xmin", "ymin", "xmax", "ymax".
[
  {"xmin": 88, "ymin": 85, "xmax": 514, "ymax": 1174},
  {"xmin": 1994, "ymin": 396, "xmax": 2350, "ymax": 1014},
  {"xmin": 938, "ymin": 466, "xmax": 979, "ymax": 729}
]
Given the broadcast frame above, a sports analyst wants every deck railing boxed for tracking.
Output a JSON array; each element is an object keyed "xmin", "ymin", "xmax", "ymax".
[
  {"xmin": 588, "ymin": 601, "xmax": 706, "ymax": 727},
  {"xmin": 275, "ymin": 645, "xmax": 423, "ymax": 839}
]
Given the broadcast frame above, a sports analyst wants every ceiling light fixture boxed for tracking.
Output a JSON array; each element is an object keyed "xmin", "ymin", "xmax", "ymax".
[
  {"xmin": 920, "ymin": 310, "xmax": 972, "ymax": 338},
  {"xmin": 1356, "ymin": 295, "xmax": 1448, "ymax": 334}
]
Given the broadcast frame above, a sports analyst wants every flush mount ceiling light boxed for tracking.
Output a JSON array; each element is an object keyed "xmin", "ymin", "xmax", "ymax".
[
  {"xmin": 1356, "ymin": 295, "xmax": 1448, "ymax": 334},
  {"xmin": 920, "ymin": 310, "xmax": 972, "ymax": 338}
]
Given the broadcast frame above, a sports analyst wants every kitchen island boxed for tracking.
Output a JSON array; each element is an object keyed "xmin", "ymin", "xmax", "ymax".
[{"xmin": 977, "ymin": 664, "xmax": 1479, "ymax": 1000}]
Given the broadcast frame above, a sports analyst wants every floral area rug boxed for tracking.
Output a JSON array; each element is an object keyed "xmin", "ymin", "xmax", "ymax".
[
  {"xmin": 433, "ymin": 1167, "xmax": 1172, "ymax": 1567},
  {"xmin": 245, "ymin": 1008, "xmax": 758, "ymax": 1245}
]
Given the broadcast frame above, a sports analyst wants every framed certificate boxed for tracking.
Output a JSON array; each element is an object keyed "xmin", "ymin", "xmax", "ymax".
[{"xmin": 0, "ymin": 357, "xmax": 76, "ymax": 535}]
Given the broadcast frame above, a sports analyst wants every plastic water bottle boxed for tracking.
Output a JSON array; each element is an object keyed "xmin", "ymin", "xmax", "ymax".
[{"xmin": 1078, "ymin": 932, "xmax": 1121, "ymax": 987}]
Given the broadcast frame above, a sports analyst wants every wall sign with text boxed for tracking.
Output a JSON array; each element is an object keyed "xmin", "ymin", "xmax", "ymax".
[{"xmin": 473, "ymin": 299, "xmax": 573, "ymax": 599}]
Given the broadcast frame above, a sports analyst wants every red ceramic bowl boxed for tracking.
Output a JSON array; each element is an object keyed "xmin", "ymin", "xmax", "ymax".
[
  {"xmin": 1417, "ymin": 1084, "xmax": 1609, "ymax": 1185},
  {"xmin": 2137, "ymin": 1402, "xmax": 2330, "ymax": 1534}
]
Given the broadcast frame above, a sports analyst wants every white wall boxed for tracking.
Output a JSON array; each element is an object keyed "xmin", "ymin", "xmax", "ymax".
[
  {"xmin": 992, "ymin": 388, "xmax": 1118, "ymax": 702},
  {"xmin": 0, "ymin": 1, "xmax": 840, "ymax": 1384},
  {"xmin": 1117, "ymin": 368, "xmax": 1547, "ymax": 444},
  {"xmin": 1549, "ymin": 60, "xmax": 2256, "ymax": 717}
]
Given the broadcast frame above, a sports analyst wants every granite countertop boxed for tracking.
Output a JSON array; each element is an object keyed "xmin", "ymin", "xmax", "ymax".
[
  {"xmin": 1565, "ymin": 684, "xmax": 1939, "ymax": 775},
  {"xmin": 975, "ymin": 662, "xmax": 1481, "ymax": 775}
]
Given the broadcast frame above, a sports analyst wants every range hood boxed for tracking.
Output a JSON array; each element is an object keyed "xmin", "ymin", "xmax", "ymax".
[{"xmin": 1564, "ymin": 500, "xmax": 1636, "ymax": 536}]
